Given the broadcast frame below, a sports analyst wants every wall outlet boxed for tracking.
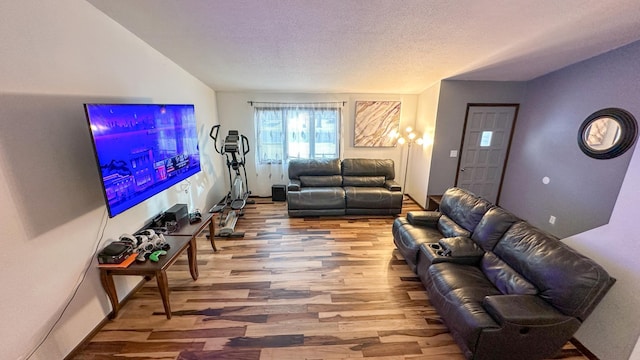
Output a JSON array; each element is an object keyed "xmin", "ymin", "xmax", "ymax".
[{"xmin": 549, "ymin": 215, "xmax": 556, "ymax": 225}]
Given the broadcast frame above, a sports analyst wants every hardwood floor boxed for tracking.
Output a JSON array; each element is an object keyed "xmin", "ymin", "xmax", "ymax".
[{"xmin": 72, "ymin": 197, "xmax": 588, "ymax": 360}]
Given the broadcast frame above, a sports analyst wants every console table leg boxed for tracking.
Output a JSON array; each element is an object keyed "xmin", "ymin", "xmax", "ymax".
[
  {"xmin": 99, "ymin": 270, "xmax": 119, "ymax": 319},
  {"xmin": 156, "ymin": 270, "xmax": 171, "ymax": 319},
  {"xmin": 188, "ymin": 239, "xmax": 199, "ymax": 280},
  {"xmin": 208, "ymin": 220, "xmax": 217, "ymax": 252}
]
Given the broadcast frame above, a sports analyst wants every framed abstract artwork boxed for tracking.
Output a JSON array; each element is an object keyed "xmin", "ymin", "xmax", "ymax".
[{"xmin": 353, "ymin": 100, "xmax": 401, "ymax": 147}]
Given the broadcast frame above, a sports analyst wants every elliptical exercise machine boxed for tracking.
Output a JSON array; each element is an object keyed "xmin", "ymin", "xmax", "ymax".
[{"xmin": 209, "ymin": 125, "xmax": 253, "ymax": 237}]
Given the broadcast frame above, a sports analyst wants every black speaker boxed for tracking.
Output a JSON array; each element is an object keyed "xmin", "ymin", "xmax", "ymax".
[
  {"xmin": 164, "ymin": 203, "xmax": 188, "ymax": 224},
  {"xmin": 272, "ymin": 185, "xmax": 286, "ymax": 201}
]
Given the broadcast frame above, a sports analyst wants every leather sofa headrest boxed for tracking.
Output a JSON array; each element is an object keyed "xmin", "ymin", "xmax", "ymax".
[
  {"xmin": 341, "ymin": 158, "xmax": 395, "ymax": 180},
  {"xmin": 440, "ymin": 187, "xmax": 492, "ymax": 233},
  {"xmin": 288, "ymin": 158, "xmax": 341, "ymax": 179}
]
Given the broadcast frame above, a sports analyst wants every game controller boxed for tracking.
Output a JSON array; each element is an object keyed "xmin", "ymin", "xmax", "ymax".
[
  {"xmin": 136, "ymin": 250, "xmax": 152, "ymax": 262},
  {"xmin": 189, "ymin": 210, "xmax": 202, "ymax": 224},
  {"xmin": 149, "ymin": 250, "xmax": 167, "ymax": 262},
  {"xmin": 119, "ymin": 233, "xmax": 138, "ymax": 247},
  {"xmin": 120, "ymin": 229, "xmax": 171, "ymax": 262}
]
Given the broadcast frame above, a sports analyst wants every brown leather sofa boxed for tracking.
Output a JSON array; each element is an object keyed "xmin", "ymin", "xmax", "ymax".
[
  {"xmin": 392, "ymin": 187, "xmax": 615, "ymax": 360},
  {"xmin": 287, "ymin": 158, "xmax": 402, "ymax": 216}
]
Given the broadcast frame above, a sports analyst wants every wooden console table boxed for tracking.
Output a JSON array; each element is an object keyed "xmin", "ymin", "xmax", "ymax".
[
  {"xmin": 99, "ymin": 235, "xmax": 197, "ymax": 319},
  {"xmin": 427, "ymin": 195, "xmax": 443, "ymax": 211},
  {"xmin": 99, "ymin": 210, "xmax": 217, "ymax": 319},
  {"xmin": 170, "ymin": 211, "xmax": 217, "ymax": 251}
]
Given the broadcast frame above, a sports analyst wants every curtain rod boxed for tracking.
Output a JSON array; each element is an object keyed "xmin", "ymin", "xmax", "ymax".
[{"xmin": 247, "ymin": 101, "xmax": 346, "ymax": 107}]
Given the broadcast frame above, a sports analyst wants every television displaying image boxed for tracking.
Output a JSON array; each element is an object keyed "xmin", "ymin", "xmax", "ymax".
[{"xmin": 84, "ymin": 103, "xmax": 201, "ymax": 217}]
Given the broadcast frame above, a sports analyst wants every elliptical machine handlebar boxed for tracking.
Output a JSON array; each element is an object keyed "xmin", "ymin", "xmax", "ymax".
[
  {"xmin": 209, "ymin": 124, "xmax": 223, "ymax": 155},
  {"xmin": 211, "ymin": 125, "xmax": 248, "ymax": 157},
  {"xmin": 241, "ymin": 134, "xmax": 250, "ymax": 157}
]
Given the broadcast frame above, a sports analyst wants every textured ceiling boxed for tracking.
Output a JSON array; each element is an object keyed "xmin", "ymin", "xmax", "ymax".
[{"xmin": 87, "ymin": 0, "xmax": 640, "ymax": 94}]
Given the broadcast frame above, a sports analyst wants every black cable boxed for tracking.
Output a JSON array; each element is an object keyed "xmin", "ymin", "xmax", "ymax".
[{"xmin": 25, "ymin": 207, "xmax": 109, "ymax": 360}]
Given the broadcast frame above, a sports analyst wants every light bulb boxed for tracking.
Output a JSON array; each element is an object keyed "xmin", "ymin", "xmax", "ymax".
[
  {"xmin": 408, "ymin": 132, "xmax": 416, "ymax": 140},
  {"xmin": 405, "ymin": 126, "xmax": 413, "ymax": 133},
  {"xmin": 416, "ymin": 138, "xmax": 424, "ymax": 145},
  {"xmin": 397, "ymin": 137, "xmax": 406, "ymax": 145}
]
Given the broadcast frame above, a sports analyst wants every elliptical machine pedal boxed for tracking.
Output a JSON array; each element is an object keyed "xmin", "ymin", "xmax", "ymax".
[{"xmin": 230, "ymin": 199, "xmax": 246, "ymax": 210}]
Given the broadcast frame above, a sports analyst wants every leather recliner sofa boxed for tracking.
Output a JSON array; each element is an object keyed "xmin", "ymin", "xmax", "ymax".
[
  {"xmin": 287, "ymin": 158, "xmax": 402, "ymax": 217},
  {"xmin": 392, "ymin": 187, "xmax": 616, "ymax": 360}
]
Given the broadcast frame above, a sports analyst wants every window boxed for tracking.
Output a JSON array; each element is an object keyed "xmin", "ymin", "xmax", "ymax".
[
  {"xmin": 255, "ymin": 105, "xmax": 340, "ymax": 164},
  {"xmin": 480, "ymin": 131, "xmax": 493, "ymax": 147}
]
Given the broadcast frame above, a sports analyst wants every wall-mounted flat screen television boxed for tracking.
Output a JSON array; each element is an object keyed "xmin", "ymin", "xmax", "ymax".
[{"xmin": 84, "ymin": 103, "xmax": 201, "ymax": 217}]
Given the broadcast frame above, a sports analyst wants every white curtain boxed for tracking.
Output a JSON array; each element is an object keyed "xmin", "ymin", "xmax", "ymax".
[{"xmin": 252, "ymin": 102, "xmax": 342, "ymax": 197}]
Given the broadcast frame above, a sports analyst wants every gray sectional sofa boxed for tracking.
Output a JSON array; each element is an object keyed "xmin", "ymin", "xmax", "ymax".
[
  {"xmin": 287, "ymin": 158, "xmax": 402, "ymax": 216},
  {"xmin": 392, "ymin": 187, "xmax": 615, "ymax": 360}
]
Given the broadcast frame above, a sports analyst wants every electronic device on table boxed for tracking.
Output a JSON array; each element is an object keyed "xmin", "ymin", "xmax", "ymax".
[
  {"xmin": 145, "ymin": 203, "xmax": 190, "ymax": 234},
  {"xmin": 84, "ymin": 103, "xmax": 201, "ymax": 218},
  {"xmin": 97, "ymin": 241, "xmax": 133, "ymax": 264}
]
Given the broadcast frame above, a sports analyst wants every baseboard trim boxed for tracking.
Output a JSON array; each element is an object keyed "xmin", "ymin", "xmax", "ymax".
[
  {"xmin": 63, "ymin": 279, "xmax": 147, "ymax": 360},
  {"xmin": 570, "ymin": 337, "xmax": 599, "ymax": 360},
  {"xmin": 404, "ymin": 193, "xmax": 425, "ymax": 210}
]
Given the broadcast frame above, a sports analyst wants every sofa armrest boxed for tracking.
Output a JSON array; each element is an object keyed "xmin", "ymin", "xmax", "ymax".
[
  {"xmin": 420, "ymin": 242, "xmax": 481, "ymax": 267},
  {"xmin": 483, "ymin": 295, "xmax": 575, "ymax": 327},
  {"xmin": 475, "ymin": 295, "xmax": 582, "ymax": 359},
  {"xmin": 438, "ymin": 236, "xmax": 484, "ymax": 258},
  {"xmin": 384, "ymin": 179, "xmax": 401, "ymax": 191},
  {"xmin": 288, "ymin": 180, "xmax": 301, "ymax": 191},
  {"xmin": 407, "ymin": 211, "xmax": 441, "ymax": 227}
]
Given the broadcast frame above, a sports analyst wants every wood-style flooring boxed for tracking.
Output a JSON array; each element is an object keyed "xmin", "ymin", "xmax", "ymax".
[{"xmin": 71, "ymin": 197, "xmax": 588, "ymax": 360}]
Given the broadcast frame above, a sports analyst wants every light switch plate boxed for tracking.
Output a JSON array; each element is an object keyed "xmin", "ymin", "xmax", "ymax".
[{"xmin": 450, "ymin": 150, "xmax": 458, "ymax": 157}]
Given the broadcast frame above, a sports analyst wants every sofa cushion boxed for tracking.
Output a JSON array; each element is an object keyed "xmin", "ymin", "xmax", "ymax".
[
  {"xmin": 494, "ymin": 222, "xmax": 616, "ymax": 321},
  {"xmin": 341, "ymin": 158, "xmax": 395, "ymax": 179},
  {"xmin": 471, "ymin": 207, "xmax": 520, "ymax": 251},
  {"xmin": 344, "ymin": 186, "xmax": 402, "ymax": 209},
  {"xmin": 439, "ymin": 188, "xmax": 492, "ymax": 233},
  {"xmin": 342, "ymin": 175, "xmax": 385, "ymax": 187},
  {"xmin": 299, "ymin": 175, "xmax": 342, "ymax": 187},
  {"xmin": 427, "ymin": 263, "xmax": 500, "ymax": 296},
  {"xmin": 481, "ymin": 252, "xmax": 538, "ymax": 295},
  {"xmin": 286, "ymin": 187, "xmax": 345, "ymax": 210}
]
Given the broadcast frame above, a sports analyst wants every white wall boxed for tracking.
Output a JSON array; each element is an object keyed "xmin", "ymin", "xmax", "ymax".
[
  {"xmin": 410, "ymin": 82, "xmax": 441, "ymax": 207},
  {"xmin": 215, "ymin": 92, "xmax": 419, "ymax": 197},
  {"xmin": 563, "ymin": 134, "xmax": 640, "ymax": 359},
  {"xmin": 632, "ymin": 337, "xmax": 640, "ymax": 360},
  {"xmin": 0, "ymin": 1, "xmax": 224, "ymax": 359}
]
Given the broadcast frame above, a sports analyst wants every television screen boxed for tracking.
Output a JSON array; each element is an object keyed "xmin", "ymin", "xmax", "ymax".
[{"xmin": 84, "ymin": 103, "xmax": 201, "ymax": 217}]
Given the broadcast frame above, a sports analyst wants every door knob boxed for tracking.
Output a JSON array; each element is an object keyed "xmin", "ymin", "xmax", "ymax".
[{"xmin": 460, "ymin": 168, "xmax": 466, "ymax": 172}]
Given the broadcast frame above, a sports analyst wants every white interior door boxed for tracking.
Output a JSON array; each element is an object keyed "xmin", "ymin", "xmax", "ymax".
[{"xmin": 456, "ymin": 105, "xmax": 517, "ymax": 203}]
